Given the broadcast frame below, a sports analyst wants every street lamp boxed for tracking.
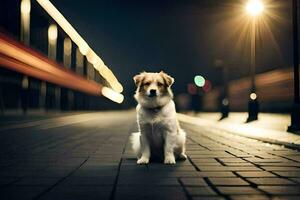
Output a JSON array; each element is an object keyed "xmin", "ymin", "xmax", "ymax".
[
  {"xmin": 246, "ymin": 0, "xmax": 264, "ymax": 16},
  {"xmin": 214, "ymin": 59, "xmax": 229, "ymax": 120},
  {"xmin": 245, "ymin": 0, "xmax": 264, "ymax": 122},
  {"xmin": 288, "ymin": 0, "xmax": 300, "ymax": 133}
]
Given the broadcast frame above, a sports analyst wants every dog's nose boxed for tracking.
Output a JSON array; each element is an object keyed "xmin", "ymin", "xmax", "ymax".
[{"xmin": 149, "ymin": 89, "xmax": 157, "ymax": 97}]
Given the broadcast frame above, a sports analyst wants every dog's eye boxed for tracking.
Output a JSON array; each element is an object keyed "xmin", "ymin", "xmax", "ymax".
[
  {"xmin": 144, "ymin": 82, "xmax": 151, "ymax": 86},
  {"xmin": 157, "ymin": 82, "xmax": 163, "ymax": 87}
]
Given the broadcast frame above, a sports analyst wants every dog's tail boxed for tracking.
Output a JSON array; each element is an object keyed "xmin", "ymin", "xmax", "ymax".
[{"xmin": 129, "ymin": 132, "xmax": 141, "ymax": 158}]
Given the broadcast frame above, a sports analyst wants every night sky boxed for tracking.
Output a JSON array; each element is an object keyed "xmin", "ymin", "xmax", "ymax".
[{"xmin": 50, "ymin": 0, "xmax": 294, "ymax": 106}]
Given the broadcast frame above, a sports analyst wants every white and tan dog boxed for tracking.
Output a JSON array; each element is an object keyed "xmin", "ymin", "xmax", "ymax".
[{"xmin": 130, "ymin": 71, "xmax": 187, "ymax": 165}]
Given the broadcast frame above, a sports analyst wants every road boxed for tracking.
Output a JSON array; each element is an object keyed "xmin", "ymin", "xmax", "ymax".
[{"xmin": 0, "ymin": 111, "xmax": 299, "ymax": 200}]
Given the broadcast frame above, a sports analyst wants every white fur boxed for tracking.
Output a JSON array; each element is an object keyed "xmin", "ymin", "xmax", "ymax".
[{"xmin": 130, "ymin": 72, "xmax": 187, "ymax": 165}]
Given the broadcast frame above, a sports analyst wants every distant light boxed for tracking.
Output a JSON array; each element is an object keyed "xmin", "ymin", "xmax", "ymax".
[
  {"xmin": 250, "ymin": 92, "xmax": 257, "ymax": 100},
  {"xmin": 21, "ymin": 0, "xmax": 31, "ymax": 14},
  {"xmin": 48, "ymin": 24, "xmax": 58, "ymax": 42},
  {"xmin": 202, "ymin": 80, "xmax": 212, "ymax": 93},
  {"xmin": 102, "ymin": 87, "xmax": 124, "ymax": 103},
  {"xmin": 222, "ymin": 98, "xmax": 229, "ymax": 106},
  {"xmin": 194, "ymin": 75, "xmax": 205, "ymax": 87},
  {"xmin": 246, "ymin": 0, "xmax": 264, "ymax": 16},
  {"xmin": 187, "ymin": 83, "xmax": 198, "ymax": 95}
]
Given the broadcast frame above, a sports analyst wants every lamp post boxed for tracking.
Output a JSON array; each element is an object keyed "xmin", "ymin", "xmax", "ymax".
[
  {"xmin": 214, "ymin": 59, "xmax": 229, "ymax": 120},
  {"xmin": 245, "ymin": 0, "xmax": 264, "ymax": 122},
  {"xmin": 288, "ymin": 0, "xmax": 300, "ymax": 133}
]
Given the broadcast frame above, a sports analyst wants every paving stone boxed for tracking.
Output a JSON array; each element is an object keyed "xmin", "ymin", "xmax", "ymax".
[
  {"xmin": 39, "ymin": 186, "xmax": 112, "ymax": 200},
  {"xmin": 258, "ymin": 186, "xmax": 300, "ymax": 195},
  {"xmin": 190, "ymin": 158, "xmax": 220, "ymax": 163},
  {"xmin": 0, "ymin": 186, "xmax": 47, "ymax": 200},
  {"xmin": 247, "ymin": 178, "xmax": 296, "ymax": 185},
  {"xmin": 198, "ymin": 166, "xmax": 261, "ymax": 171},
  {"xmin": 257, "ymin": 162, "xmax": 300, "ymax": 167},
  {"xmin": 218, "ymin": 158, "xmax": 247, "ymax": 163},
  {"xmin": 290, "ymin": 178, "xmax": 300, "ymax": 183},
  {"xmin": 273, "ymin": 171, "xmax": 300, "ymax": 177},
  {"xmin": 117, "ymin": 177, "xmax": 180, "ymax": 186},
  {"xmin": 0, "ymin": 177, "xmax": 19, "ymax": 186},
  {"xmin": 224, "ymin": 162, "xmax": 255, "ymax": 166},
  {"xmin": 14, "ymin": 177, "xmax": 60, "ymax": 186},
  {"xmin": 61, "ymin": 176, "xmax": 115, "ymax": 186},
  {"xmin": 284, "ymin": 155, "xmax": 300, "ymax": 162},
  {"xmin": 197, "ymin": 172, "xmax": 236, "ymax": 177},
  {"xmin": 192, "ymin": 196, "xmax": 225, "ymax": 200},
  {"xmin": 261, "ymin": 167, "xmax": 300, "ymax": 171},
  {"xmin": 189, "ymin": 154, "xmax": 235, "ymax": 158},
  {"xmin": 193, "ymin": 162, "xmax": 223, "ymax": 166},
  {"xmin": 236, "ymin": 171, "xmax": 276, "ymax": 178},
  {"xmin": 147, "ymin": 164, "xmax": 195, "ymax": 171},
  {"xmin": 229, "ymin": 194, "xmax": 270, "ymax": 200},
  {"xmin": 180, "ymin": 177, "xmax": 207, "ymax": 186},
  {"xmin": 271, "ymin": 196, "xmax": 300, "ymax": 200},
  {"xmin": 72, "ymin": 169, "xmax": 118, "ymax": 177},
  {"xmin": 217, "ymin": 186, "xmax": 263, "ymax": 195},
  {"xmin": 244, "ymin": 157, "xmax": 292, "ymax": 163},
  {"xmin": 114, "ymin": 186, "xmax": 187, "ymax": 200},
  {"xmin": 185, "ymin": 186, "xmax": 216, "ymax": 196},
  {"xmin": 208, "ymin": 177, "xmax": 249, "ymax": 186}
]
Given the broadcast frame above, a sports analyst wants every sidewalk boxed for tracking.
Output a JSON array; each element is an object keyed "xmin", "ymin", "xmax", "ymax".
[
  {"xmin": 178, "ymin": 112, "xmax": 300, "ymax": 149},
  {"xmin": 0, "ymin": 111, "xmax": 300, "ymax": 199}
]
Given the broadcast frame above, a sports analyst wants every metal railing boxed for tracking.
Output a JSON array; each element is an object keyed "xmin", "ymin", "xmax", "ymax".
[{"xmin": 0, "ymin": 0, "xmax": 124, "ymax": 113}]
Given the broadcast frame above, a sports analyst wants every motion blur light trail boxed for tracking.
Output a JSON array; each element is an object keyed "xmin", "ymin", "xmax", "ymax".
[{"xmin": 0, "ymin": 33, "xmax": 124, "ymax": 103}]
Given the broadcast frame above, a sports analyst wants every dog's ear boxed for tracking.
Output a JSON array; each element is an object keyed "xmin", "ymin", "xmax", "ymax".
[
  {"xmin": 160, "ymin": 71, "xmax": 174, "ymax": 87},
  {"xmin": 133, "ymin": 72, "xmax": 145, "ymax": 86}
]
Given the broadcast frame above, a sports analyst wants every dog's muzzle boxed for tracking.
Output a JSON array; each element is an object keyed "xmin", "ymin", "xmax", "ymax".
[{"xmin": 148, "ymin": 89, "xmax": 157, "ymax": 97}]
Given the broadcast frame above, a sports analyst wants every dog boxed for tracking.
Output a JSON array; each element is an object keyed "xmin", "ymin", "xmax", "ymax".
[{"xmin": 130, "ymin": 71, "xmax": 187, "ymax": 165}]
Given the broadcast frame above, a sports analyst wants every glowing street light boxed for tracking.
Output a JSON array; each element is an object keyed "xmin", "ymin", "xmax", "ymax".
[
  {"xmin": 245, "ymin": 0, "xmax": 264, "ymax": 122},
  {"xmin": 245, "ymin": 0, "xmax": 264, "ymax": 17},
  {"xmin": 250, "ymin": 92, "xmax": 257, "ymax": 100}
]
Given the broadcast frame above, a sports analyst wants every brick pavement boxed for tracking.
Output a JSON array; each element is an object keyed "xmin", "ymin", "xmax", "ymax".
[{"xmin": 0, "ymin": 111, "xmax": 300, "ymax": 200}]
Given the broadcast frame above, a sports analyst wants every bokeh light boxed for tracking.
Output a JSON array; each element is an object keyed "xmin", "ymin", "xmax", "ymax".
[
  {"xmin": 250, "ymin": 92, "xmax": 257, "ymax": 100},
  {"xmin": 202, "ymin": 80, "xmax": 212, "ymax": 93},
  {"xmin": 194, "ymin": 75, "xmax": 205, "ymax": 87},
  {"xmin": 187, "ymin": 83, "xmax": 198, "ymax": 95}
]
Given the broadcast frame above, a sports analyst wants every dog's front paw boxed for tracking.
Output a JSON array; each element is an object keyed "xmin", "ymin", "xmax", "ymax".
[
  {"xmin": 164, "ymin": 155, "xmax": 176, "ymax": 164},
  {"xmin": 179, "ymin": 153, "xmax": 187, "ymax": 160},
  {"xmin": 137, "ymin": 157, "xmax": 149, "ymax": 165}
]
